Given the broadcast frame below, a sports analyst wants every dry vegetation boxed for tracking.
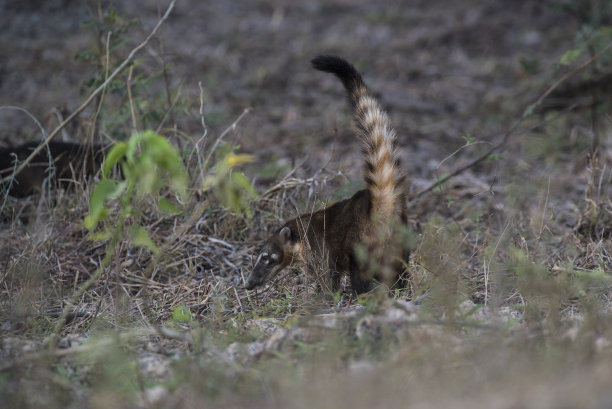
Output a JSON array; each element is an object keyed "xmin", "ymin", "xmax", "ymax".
[{"xmin": 1, "ymin": 0, "xmax": 612, "ymax": 408}]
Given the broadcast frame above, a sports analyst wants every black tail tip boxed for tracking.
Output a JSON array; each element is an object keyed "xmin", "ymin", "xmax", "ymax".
[
  {"xmin": 311, "ymin": 55, "xmax": 354, "ymax": 74},
  {"xmin": 311, "ymin": 55, "xmax": 363, "ymax": 91}
]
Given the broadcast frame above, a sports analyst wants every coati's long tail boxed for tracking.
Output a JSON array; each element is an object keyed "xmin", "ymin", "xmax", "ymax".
[{"xmin": 311, "ymin": 55, "xmax": 405, "ymax": 221}]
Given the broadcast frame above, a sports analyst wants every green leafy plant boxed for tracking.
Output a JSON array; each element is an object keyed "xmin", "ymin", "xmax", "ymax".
[
  {"xmin": 84, "ymin": 130, "xmax": 188, "ymax": 252},
  {"xmin": 49, "ymin": 130, "xmax": 188, "ymax": 349},
  {"xmin": 172, "ymin": 305, "xmax": 193, "ymax": 324}
]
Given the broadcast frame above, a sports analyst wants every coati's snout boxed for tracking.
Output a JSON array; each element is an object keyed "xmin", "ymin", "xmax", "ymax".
[
  {"xmin": 245, "ymin": 250, "xmax": 282, "ymax": 290},
  {"xmin": 245, "ymin": 226, "xmax": 297, "ymax": 290}
]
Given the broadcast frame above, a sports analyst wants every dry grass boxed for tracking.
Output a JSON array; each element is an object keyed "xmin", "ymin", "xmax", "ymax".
[{"xmin": 1, "ymin": 114, "xmax": 611, "ymax": 408}]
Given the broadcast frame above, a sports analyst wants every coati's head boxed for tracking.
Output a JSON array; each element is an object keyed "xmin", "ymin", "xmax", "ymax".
[{"xmin": 245, "ymin": 225, "xmax": 301, "ymax": 290}]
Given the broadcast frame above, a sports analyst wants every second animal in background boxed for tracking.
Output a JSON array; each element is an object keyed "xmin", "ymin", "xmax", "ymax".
[{"xmin": 0, "ymin": 141, "xmax": 106, "ymax": 198}]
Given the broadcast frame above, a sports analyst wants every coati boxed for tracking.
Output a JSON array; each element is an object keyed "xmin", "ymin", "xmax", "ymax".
[
  {"xmin": 0, "ymin": 141, "xmax": 106, "ymax": 198},
  {"xmin": 245, "ymin": 55, "xmax": 409, "ymax": 294}
]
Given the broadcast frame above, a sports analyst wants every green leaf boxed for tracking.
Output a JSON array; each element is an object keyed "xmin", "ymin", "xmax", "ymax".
[
  {"xmin": 109, "ymin": 37, "xmax": 129, "ymax": 52},
  {"xmin": 148, "ymin": 134, "xmax": 186, "ymax": 177},
  {"xmin": 103, "ymin": 142, "xmax": 128, "ymax": 178},
  {"xmin": 489, "ymin": 153, "xmax": 503, "ymax": 161},
  {"xmin": 125, "ymin": 130, "xmax": 189, "ymax": 198},
  {"xmin": 231, "ymin": 172, "xmax": 257, "ymax": 198},
  {"xmin": 158, "ymin": 197, "xmax": 182, "ymax": 215},
  {"xmin": 84, "ymin": 179, "xmax": 119, "ymax": 230},
  {"xmin": 126, "ymin": 132, "xmax": 142, "ymax": 162},
  {"xmin": 224, "ymin": 153, "xmax": 255, "ymax": 168},
  {"xmin": 74, "ymin": 50, "xmax": 98, "ymax": 62},
  {"xmin": 171, "ymin": 305, "xmax": 192, "ymax": 323},
  {"xmin": 522, "ymin": 103, "xmax": 537, "ymax": 118},
  {"xmin": 89, "ymin": 230, "xmax": 112, "ymax": 241},
  {"xmin": 559, "ymin": 49, "xmax": 582, "ymax": 65},
  {"xmin": 136, "ymin": 156, "xmax": 158, "ymax": 195},
  {"xmin": 462, "ymin": 134, "xmax": 475, "ymax": 143},
  {"xmin": 83, "ymin": 207, "xmax": 109, "ymax": 231},
  {"xmin": 129, "ymin": 225, "xmax": 158, "ymax": 253},
  {"xmin": 110, "ymin": 181, "xmax": 128, "ymax": 199}
]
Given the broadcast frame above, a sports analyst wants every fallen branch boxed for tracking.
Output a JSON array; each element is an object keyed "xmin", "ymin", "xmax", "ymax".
[{"xmin": 410, "ymin": 105, "xmax": 575, "ymax": 202}]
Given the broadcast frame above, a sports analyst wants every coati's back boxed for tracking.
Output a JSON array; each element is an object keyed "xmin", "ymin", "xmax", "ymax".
[
  {"xmin": 246, "ymin": 56, "xmax": 408, "ymax": 294},
  {"xmin": 0, "ymin": 141, "xmax": 106, "ymax": 197}
]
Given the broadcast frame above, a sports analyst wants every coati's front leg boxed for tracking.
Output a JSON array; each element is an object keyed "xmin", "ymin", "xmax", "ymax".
[
  {"xmin": 330, "ymin": 270, "xmax": 342, "ymax": 293},
  {"xmin": 304, "ymin": 250, "xmax": 343, "ymax": 293}
]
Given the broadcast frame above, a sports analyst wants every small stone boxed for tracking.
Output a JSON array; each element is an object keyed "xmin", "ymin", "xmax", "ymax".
[
  {"xmin": 348, "ymin": 360, "xmax": 375, "ymax": 373},
  {"xmin": 224, "ymin": 340, "xmax": 265, "ymax": 362},
  {"xmin": 561, "ymin": 326, "xmax": 579, "ymax": 343},
  {"xmin": 21, "ymin": 341, "xmax": 37, "ymax": 353},
  {"xmin": 138, "ymin": 354, "xmax": 171, "ymax": 380},
  {"xmin": 595, "ymin": 336, "xmax": 610, "ymax": 353},
  {"xmin": 144, "ymin": 385, "xmax": 168, "ymax": 404}
]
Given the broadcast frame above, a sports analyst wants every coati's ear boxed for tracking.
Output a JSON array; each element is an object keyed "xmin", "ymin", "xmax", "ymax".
[{"xmin": 279, "ymin": 226, "xmax": 292, "ymax": 244}]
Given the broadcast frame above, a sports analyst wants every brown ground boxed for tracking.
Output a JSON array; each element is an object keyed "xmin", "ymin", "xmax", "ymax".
[
  {"xmin": 0, "ymin": 0, "xmax": 578, "ymax": 172},
  {"xmin": 1, "ymin": 0, "xmax": 596, "ymax": 236}
]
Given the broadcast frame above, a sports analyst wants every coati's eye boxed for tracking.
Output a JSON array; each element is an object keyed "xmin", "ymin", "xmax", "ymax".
[{"xmin": 259, "ymin": 252, "xmax": 280, "ymax": 265}]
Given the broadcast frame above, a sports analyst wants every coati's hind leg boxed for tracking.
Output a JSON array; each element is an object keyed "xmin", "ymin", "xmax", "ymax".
[
  {"xmin": 348, "ymin": 247, "xmax": 411, "ymax": 296},
  {"xmin": 348, "ymin": 254, "xmax": 371, "ymax": 295}
]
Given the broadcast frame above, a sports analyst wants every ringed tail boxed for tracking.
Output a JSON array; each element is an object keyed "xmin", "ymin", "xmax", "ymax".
[{"xmin": 311, "ymin": 55, "xmax": 404, "ymax": 221}]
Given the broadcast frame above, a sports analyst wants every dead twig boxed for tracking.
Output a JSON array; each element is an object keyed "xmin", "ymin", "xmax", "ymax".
[
  {"xmin": 410, "ymin": 105, "xmax": 575, "ymax": 202},
  {"xmin": 533, "ymin": 40, "xmax": 612, "ymax": 110},
  {"xmin": 202, "ymin": 107, "xmax": 252, "ymax": 171}
]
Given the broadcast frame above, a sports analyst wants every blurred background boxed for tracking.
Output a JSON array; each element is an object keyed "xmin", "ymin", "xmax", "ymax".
[{"xmin": 0, "ymin": 0, "xmax": 583, "ymax": 191}]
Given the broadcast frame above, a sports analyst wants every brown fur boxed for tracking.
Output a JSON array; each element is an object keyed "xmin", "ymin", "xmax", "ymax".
[
  {"xmin": 245, "ymin": 56, "xmax": 409, "ymax": 294},
  {"xmin": 0, "ymin": 141, "xmax": 106, "ymax": 198}
]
